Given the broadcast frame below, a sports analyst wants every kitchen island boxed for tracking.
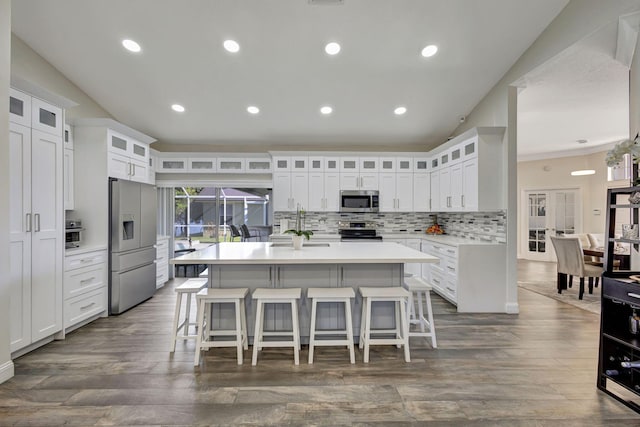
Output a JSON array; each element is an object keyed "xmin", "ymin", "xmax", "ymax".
[{"xmin": 171, "ymin": 241, "xmax": 439, "ymax": 342}]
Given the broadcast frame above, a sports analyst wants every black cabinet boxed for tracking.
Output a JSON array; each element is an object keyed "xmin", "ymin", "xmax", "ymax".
[{"xmin": 598, "ymin": 186, "xmax": 640, "ymax": 412}]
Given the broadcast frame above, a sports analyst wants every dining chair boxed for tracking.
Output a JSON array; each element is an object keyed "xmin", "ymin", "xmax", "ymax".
[
  {"xmin": 240, "ymin": 224, "xmax": 260, "ymax": 242},
  {"xmin": 229, "ymin": 225, "xmax": 242, "ymax": 242},
  {"xmin": 550, "ymin": 236, "xmax": 603, "ymax": 300}
]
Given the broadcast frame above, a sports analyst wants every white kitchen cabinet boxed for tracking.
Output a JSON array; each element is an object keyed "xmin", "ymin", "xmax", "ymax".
[
  {"xmin": 273, "ymin": 172, "xmax": 309, "ymax": 212},
  {"xmin": 158, "ymin": 158, "xmax": 188, "ymax": 173},
  {"xmin": 246, "ymin": 158, "xmax": 272, "ymax": 173},
  {"xmin": 430, "ymin": 171, "xmax": 440, "ymax": 212},
  {"xmin": 9, "ymin": 88, "xmax": 31, "ymax": 127},
  {"xmin": 414, "ymin": 157, "xmax": 429, "ymax": 173},
  {"xmin": 63, "ymin": 148, "xmax": 74, "ymax": 210},
  {"xmin": 147, "ymin": 155, "xmax": 156, "ymax": 185},
  {"xmin": 9, "ymin": 115, "xmax": 64, "ymax": 353},
  {"xmin": 107, "ymin": 129, "xmax": 150, "ymax": 183},
  {"xmin": 434, "ymin": 133, "xmax": 503, "ymax": 212},
  {"xmin": 420, "ymin": 238, "xmax": 507, "ymax": 312},
  {"xmin": 397, "ymin": 157, "xmax": 413, "ymax": 172},
  {"xmin": 188, "ymin": 158, "xmax": 216, "ymax": 172},
  {"xmin": 64, "ymin": 123, "xmax": 74, "ymax": 149},
  {"xmin": 379, "ymin": 173, "xmax": 413, "ymax": 212},
  {"xmin": 63, "ymin": 248, "xmax": 108, "ymax": 331},
  {"xmin": 413, "ymin": 172, "xmax": 430, "ymax": 212},
  {"xmin": 31, "ymin": 96, "xmax": 63, "ymax": 137},
  {"xmin": 217, "ymin": 158, "xmax": 246, "ymax": 172},
  {"xmin": 309, "ymin": 172, "xmax": 340, "ymax": 212},
  {"xmin": 155, "ymin": 236, "xmax": 170, "ymax": 288},
  {"xmin": 340, "ymin": 172, "xmax": 378, "ymax": 191}
]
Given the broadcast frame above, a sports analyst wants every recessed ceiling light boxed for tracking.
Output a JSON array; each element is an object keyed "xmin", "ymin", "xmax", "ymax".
[
  {"xmin": 320, "ymin": 106, "xmax": 333, "ymax": 115},
  {"xmin": 394, "ymin": 106, "xmax": 407, "ymax": 115},
  {"xmin": 171, "ymin": 104, "xmax": 185, "ymax": 113},
  {"xmin": 421, "ymin": 44, "xmax": 438, "ymax": 58},
  {"xmin": 570, "ymin": 169, "xmax": 595, "ymax": 176},
  {"xmin": 577, "ymin": 139, "xmax": 588, "ymax": 144},
  {"xmin": 122, "ymin": 39, "xmax": 141, "ymax": 53},
  {"xmin": 223, "ymin": 39, "xmax": 240, "ymax": 53},
  {"xmin": 325, "ymin": 42, "xmax": 341, "ymax": 55},
  {"xmin": 247, "ymin": 105, "xmax": 260, "ymax": 114}
]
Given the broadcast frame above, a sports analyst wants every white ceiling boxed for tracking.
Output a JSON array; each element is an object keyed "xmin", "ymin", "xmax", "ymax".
[
  {"xmin": 517, "ymin": 20, "xmax": 630, "ymax": 160},
  {"xmin": 11, "ymin": 0, "xmax": 572, "ymax": 152}
]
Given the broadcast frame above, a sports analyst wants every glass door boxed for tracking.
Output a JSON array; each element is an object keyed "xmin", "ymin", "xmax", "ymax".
[{"xmin": 523, "ymin": 189, "xmax": 580, "ymax": 261}]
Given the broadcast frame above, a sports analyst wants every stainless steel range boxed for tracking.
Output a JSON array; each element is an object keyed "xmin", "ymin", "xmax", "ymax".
[{"xmin": 338, "ymin": 221, "xmax": 382, "ymax": 241}]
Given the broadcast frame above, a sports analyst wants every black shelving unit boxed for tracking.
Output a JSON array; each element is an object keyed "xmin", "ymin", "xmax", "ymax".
[{"xmin": 598, "ymin": 186, "xmax": 640, "ymax": 412}]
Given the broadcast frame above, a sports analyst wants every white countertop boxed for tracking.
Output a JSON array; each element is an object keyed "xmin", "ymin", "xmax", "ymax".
[
  {"xmin": 65, "ymin": 245, "xmax": 108, "ymax": 256},
  {"xmin": 171, "ymin": 241, "xmax": 439, "ymax": 265},
  {"xmin": 270, "ymin": 232, "xmax": 503, "ymax": 246}
]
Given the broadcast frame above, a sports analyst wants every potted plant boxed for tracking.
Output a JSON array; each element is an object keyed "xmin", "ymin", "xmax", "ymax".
[{"xmin": 283, "ymin": 205, "xmax": 313, "ymax": 249}]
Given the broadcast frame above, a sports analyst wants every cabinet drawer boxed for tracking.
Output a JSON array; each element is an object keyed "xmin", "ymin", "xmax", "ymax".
[
  {"xmin": 64, "ymin": 288, "xmax": 106, "ymax": 328},
  {"xmin": 430, "ymin": 270, "xmax": 445, "ymax": 294},
  {"xmin": 64, "ymin": 264, "xmax": 106, "ymax": 299},
  {"xmin": 442, "ymin": 257, "xmax": 457, "ymax": 277},
  {"xmin": 65, "ymin": 250, "xmax": 107, "ymax": 271},
  {"xmin": 444, "ymin": 278, "xmax": 457, "ymax": 301},
  {"xmin": 603, "ymin": 279, "xmax": 640, "ymax": 306}
]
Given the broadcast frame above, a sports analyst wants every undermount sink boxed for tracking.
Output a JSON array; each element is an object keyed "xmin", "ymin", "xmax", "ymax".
[{"xmin": 270, "ymin": 242, "xmax": 331, "ymax": 247}]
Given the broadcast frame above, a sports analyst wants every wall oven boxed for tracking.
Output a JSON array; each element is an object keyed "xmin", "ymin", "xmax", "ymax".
[{"xmin": 340, "ymin": 190, "xmax": 379, "ymax": 213}]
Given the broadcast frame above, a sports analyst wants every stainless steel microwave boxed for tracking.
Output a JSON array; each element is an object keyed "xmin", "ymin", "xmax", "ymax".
[{"xmin": 340, "ymin": 190, "xmax": 379, "ymax": 213}]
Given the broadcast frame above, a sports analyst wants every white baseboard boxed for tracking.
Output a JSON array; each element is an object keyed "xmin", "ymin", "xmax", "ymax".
[
  {"xmin": 505, "ymin": 302, "xmax": 520, "ymax": 314},
  {"xmin": 0, "ymin": 360, "xmax": 15, "ymax": 384}
]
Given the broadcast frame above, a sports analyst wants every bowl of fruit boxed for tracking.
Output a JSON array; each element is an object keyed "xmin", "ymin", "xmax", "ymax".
[{"xmin": 426, "ymin": 224, "xmax": 444, "ymax": 235}]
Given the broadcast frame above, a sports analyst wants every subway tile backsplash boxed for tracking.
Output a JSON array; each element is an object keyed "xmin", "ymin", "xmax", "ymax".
[{"xmin": 273, "ymin": 211, "xmax": 506, "ymax": 243}]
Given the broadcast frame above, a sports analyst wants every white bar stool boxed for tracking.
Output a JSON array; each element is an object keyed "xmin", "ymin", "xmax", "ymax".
[
  {"xmin": 404, "ymin": 276, "xmax": 437, "ymax": 348},
  {"xmin": 358, "ymin": 286, "xmax": 411, "ymax": 363},
  {"xmin": 194, "ymin": 287, "xmax": 249, "ymax": 366},
  {"xmin": 170, "ymin": 278, "xmax": 208, "ymax": 352},
  {"xmin": 307, "ymin": 287, "xmax": 356, "ymax": 364},
  {"xmin": 252, "ymin": 287, "xmax": 302, "ymax": 366}
]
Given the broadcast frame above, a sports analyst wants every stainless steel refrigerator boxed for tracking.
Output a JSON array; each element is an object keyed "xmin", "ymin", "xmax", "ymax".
[{"xmin": 109, "ymin": 178, "xmax": 157, "ymax": 314}]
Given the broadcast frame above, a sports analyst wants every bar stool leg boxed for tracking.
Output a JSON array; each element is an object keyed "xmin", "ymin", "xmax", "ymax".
[
  {"xmin": 184, "ymin": 292, "xmax": 192, "ymax": 336},
  {"xmin": 170, "ymin": 292, "xmax": 183, "ymax": 352},
  {"xmin": 359, "ymin": 296, "xmax": 367, "ymax": 350},
  {"xmin": 425, "ymin": 290, "xmax": 437, "ymax": 348},
  {"xmin": 395, "ymin": 300, "xmax": 402, "ymax": 348},
  {"xmin": 363, "ymin": 298, "xmax": 372, "ymax": 363},
  {"xmin": 308, "ymin": 298, "xmax": 318, "ymax": 364},
  {"xmin": 240, "ymin": 297, "xmax": 248, "ymax": 351},
  {"xmin": 291, "ymin": 300, "xmax": 300, "ymax": 365},
  {"xmin": 417, "ymin": 291, "xmax": 426, "ymax": 333},
  {"xmin": 234, "ymin": 300, "xmax": 243, "ymax": 365},
  {"xmin": 194, "ymin": 299, "xmax": 206, "ymax": 366},
  {"xmin": 252, "ymin": 300, "xmax": 264, "ymax": 366},
  {"xmin": 399, "ymin": 297, "xmax": 410, "ymax": 363},
  {"xmin": 344, "ymin": 298, "xmax": 355, "ymax": 364}
]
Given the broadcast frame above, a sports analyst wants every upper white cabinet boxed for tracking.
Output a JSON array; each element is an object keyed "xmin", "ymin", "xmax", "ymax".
[
  {"xmin": 9, "ymin": 88, "xmax": 31, "ymax": 127},
  {"xmin": 273, "ymin": 171, "xmax": 309, "ymax": 212},
  {"xmin": 413, "ymin": 172, "xmax": 430, "ymax": 212},
  {"xmin": 379, "ymin": 173, "xmax": 413, "ymax": 212},
  {"xmin": 9, "ymin": 92, "xmax": 64, "ymax": 353},
  {"xmin": 158, "ymin": 157, "xmax": 187, "ymax": 173},
  {"xmin": 246, "ymin": 158, "xmax": 272, "ymax": 173},
  {"xmin": 309, "ymin": 171, "xmax": 340, "ymax": 212},
  {"xmin": 31, "ymin": 97, "xmax": 63, "ymax": 137},
  {"xmin": 273, "ymin": 156, "xmax": 308, "ymax": 172},
  {"xmin": 189, "ymin": 158, "xmax": 216, "ymax": 172},
  {"xmin": 340, "ymin": 157, "xmax": 378, "ymax": 190},
  {"xmin": 217, "ymin": 158, "xmax": 245, "ymax": 172},
  {"xmin": 431, "ymin": 130, "xmax": 504, "ymax": 212},
  {"xmin": 107, "ymin": 129, "xmax": 150, "ymax": 183},
  {"xmin": 414, "ymin": 157, "xmax": 429, "ymax": 173},
  {"xmin": 63, "ymin": 124, "xmax": 75, "ymax": 211}
]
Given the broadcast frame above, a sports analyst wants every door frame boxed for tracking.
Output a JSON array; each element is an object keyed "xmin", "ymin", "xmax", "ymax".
[{"xmin": 520, "ymin": 187, "xmax": 583, "ymax": 262}]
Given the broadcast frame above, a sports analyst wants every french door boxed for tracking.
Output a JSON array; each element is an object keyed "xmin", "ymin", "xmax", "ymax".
[{"xmin": 522, "ymin": 189, "xmax": 581, "ymax": 261}]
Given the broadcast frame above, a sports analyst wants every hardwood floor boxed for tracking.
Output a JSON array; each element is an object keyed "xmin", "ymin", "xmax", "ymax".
[{"xmin": 1, "ymin": 262, "xmax": 639, "ymax": 425}]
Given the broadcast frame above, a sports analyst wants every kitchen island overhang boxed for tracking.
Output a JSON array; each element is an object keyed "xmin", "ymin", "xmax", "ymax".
[{"xmin": 170, "ymin": 241, "xmax": 440, "ymax": 344}]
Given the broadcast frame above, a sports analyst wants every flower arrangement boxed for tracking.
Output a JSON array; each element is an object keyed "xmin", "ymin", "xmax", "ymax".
[
  {"xmin": 284, "ymin": 205, "xmax": 314, "ymax": 240},
  {"xmin": 606, "ymin": 135, "xmax": 640, "ymax": 167}
]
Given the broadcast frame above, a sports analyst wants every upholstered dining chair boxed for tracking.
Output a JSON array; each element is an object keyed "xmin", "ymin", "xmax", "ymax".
[{"xmin": 550, "ymin": 236, "xmax": 603, "ymax": 300}]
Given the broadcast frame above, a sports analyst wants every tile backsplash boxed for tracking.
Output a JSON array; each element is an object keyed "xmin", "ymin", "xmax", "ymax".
[{"xmin": 274, "ymin": 211, "xmax": 506, "ymax": 243}]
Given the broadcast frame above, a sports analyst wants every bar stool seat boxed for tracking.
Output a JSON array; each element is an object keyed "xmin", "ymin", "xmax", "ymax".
[
  {"xmin": 404, "ymin": 276, "xmax": 437, "ymax": 348},
  {"xmin": 252, "ymin": 287, "xmax": 302, "ymax": 366},
  {"xmin": 307, "ymin": 287, "xmax": 356, "ymax": 364},
  {"xmin": 194, "ymin": 287, "xmax": 249, "ymax": 366},
  {"xmin": 170, "ymin": 278, "xmax": 208, "ymax": 352},
  {"xmin": 359, "ymin": 286, "xmax": 411, "ymax": 363}
]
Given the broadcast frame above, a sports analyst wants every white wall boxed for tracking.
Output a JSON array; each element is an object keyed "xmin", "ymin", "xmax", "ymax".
[
  {"xmin": 11, "ymin": 34, "xmax": 111, "ymax": 121},
  {"xmin": 517, "ymin": 151, "xmax": 629, "ymax": 257},
  {"xmin": 0, "ymin": 0, "xmax": 14, "ymax": 384}
]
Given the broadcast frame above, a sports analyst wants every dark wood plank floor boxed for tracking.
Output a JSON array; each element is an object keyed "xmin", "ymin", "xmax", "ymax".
[{"xmin": 1, "ymin": 261, "xmax": 639, "ymax": 425}]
